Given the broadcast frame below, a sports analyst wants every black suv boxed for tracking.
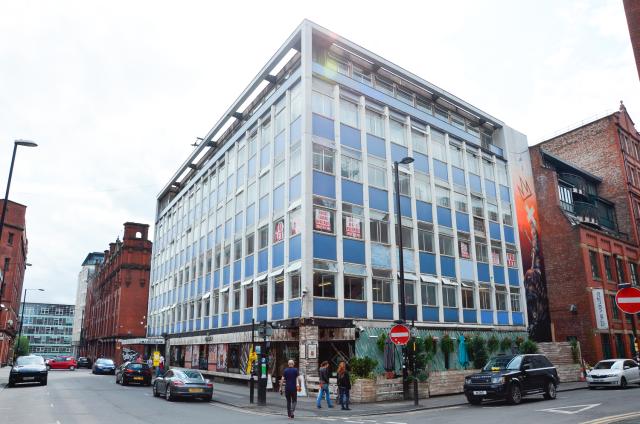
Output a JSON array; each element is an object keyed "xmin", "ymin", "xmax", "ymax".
[{"xmin": 463, "ymin": 354, "xmax": 559, "ymax": 405}]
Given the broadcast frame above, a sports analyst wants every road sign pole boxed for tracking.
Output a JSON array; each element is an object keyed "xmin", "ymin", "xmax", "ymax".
[
  {"xmin": 250, "ymin": 318, "xmax": 255, "ymax": 404},
  {"xmin": 615, "ymin": 287, "xmax": 640, "ymax": 360}
]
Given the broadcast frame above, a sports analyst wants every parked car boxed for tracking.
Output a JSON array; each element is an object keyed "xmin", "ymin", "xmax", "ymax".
[
  {"xmin": 463, "ymin": 354, "xmax": 559, "ymax": 405},
  {"xmin": 115, "ymin": 362, "xmax": 152, "ymax": 386},
  {"xmin": 92, "ymin": 358, "xmax": 116, "ymax": 375},
  {"xmin": 8, "ymin": 355, "xmax": 48, "ymax": 387},
  {"xmin": 153, "ymin": 369, "xmax": 213, "ymax": 401},
  {"xmin": 587, "ymin": 359, "xmax": 640, "ymax": 389},
  {"xmin": 77, "ymin": 357, "xmax": 92, "ymax": 368},
  {"xmin": 46, "ymin": 356, "xmax": 77, "ymax": 371}
]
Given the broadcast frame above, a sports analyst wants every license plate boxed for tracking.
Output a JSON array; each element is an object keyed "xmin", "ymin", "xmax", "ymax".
[
  {"xmin": 133, "ymin": 377, "xmax": 143, "ymax": 381},
  {"xmin": 473, "ymin": 390, "xmax": 487, "ymax": 395},
  {"xmin": 23, "ymin": 376, "xmax": 35, "ymax": 381},
  {"xmin": 189, "ymin": 388, "xmax": 203, "ymax": 393}
]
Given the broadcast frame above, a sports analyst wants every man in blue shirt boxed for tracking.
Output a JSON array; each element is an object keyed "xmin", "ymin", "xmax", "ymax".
[{"xmin": 280, "ymin": 359, "xmax": 301, "ymax": 418}]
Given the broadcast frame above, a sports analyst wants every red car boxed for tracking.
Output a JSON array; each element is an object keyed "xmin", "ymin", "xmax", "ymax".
[{"xmin": 46, "ymin": 356, "xmax": 77, "ymax": 371}]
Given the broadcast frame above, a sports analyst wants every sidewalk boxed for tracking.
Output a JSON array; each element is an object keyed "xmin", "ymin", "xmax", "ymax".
[
  {"xmin": 211, "ymin": 379, "xmax": 588, "ymax": 417},
  {"xmin": 0, "ymin": 366, "xmax": 10, "ymax": 391}
]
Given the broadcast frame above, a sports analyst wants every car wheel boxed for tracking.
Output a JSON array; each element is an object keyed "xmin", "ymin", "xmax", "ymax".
[
  {"xmin": 620, "ymin": 377, "xmax": 628, "ymax": 389},
  {"xmin": 466, "ymin": 395, "xmax": 482, "ymax": 405},
  {"xmin": 46, "ymin": 365, "xmax": 51, "ymax": 371},
  {"xmin": 7, "ymin": 379, "xmax": 14, "ymax": 388},
  {"xmin": 153, "ymin": 383, "xmax": 160, "ymax": 397},
  {"xmin": 543, "ymin": 380, "xmax": 557, "ymax": 400},
  {"xmin": 70, "ymin": 366, "xmax": 75, "ymax": 371},
  {"xmin": 122, "ymin": 377, "xmax": 128, "ymax": 386},
  {"xmin": 165, "ymin": 385, "xmax": 173, "ymax": 401},
  {"xmin": 40, "ymin": 378, "xmax": 47, "ymax": 386},
  {"xmin": 588, "ymin": 385, "xmax": 596, "ymax": 390},
  {"xmin": 506, "ymin": 383, "xmax": 522, "ymax": 405},
  {"xmin": 204, "ymin": 395, "xmax": 213, "ymax": 402}
]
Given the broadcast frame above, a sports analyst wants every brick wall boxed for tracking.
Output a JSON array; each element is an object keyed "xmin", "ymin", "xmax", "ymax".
[{"xmin": 537, "ymin": 342, "xmax": 582, "ymax": 382}]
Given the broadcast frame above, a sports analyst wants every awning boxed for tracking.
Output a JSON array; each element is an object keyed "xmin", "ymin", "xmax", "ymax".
[
  {"xmin": 220, "ymin": 286, "xmax": 230, "ymax": 293},
  {"xmin": 442, "ymin": 277, "xmax": 459, "ymax": 286},
  {"xmin": 202, "ymin": 292, "xmax": 211, "ymax": 299},
  {"xmin": 118, "ymin": 337, "xmax": 165, "ymax": 345},
  {"xmin": 420, "ymin": 274, "xmax": 439, "ymax": 283},
  {"xmin": 269, "ymin": 268, "xmax": 284, "ymax": 278},
  {"xmin": 397, "ymin": 272, "xmax": 418, "ymax": 281},
  {"xmin": 254, "ymin": 273, "xmax": 267, "ymax": 282},
  {"xmin": 242, "ymin": 278, "xmax": 253, "ymax": 286},
  {"xmin": 460, "ymin": 281, "xmax": 475, "ymax": 288},
  {"xmin": 286, "ymin": 261, "xmax": 302, "ymax": 273},
  {"xmin": 345, "ymin": 263, "xmax": 367, "ymax": 276}
]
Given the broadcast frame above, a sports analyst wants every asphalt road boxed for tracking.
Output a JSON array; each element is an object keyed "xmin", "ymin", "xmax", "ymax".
[{"xmin": 2, "ymin": 369, "xmax": 640, "ymax": 424}]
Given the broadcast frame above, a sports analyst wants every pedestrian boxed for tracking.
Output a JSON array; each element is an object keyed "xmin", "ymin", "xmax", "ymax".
[
  {"xmin": 157, "ymin": 355, "xmax": 165, "ymax": 377},
  {"xmin": 336, "ymin": 361, "xmax": 351, "ymax": 411},
  {"xmin": 146, "ymin": 356, "xmax": 153, "ymax": 370},
  {"xmin": 280, "ymin": 359, "xmax": 301, "ymax": 419},
  {"xmin": 316, "ymin": 361, "xmax": 333, "ymax": 409}
]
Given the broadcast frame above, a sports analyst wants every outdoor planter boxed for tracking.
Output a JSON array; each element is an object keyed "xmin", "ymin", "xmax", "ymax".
[{"xmin": 351, "ymin": 378, "xmax": 376, "ymax": 403}]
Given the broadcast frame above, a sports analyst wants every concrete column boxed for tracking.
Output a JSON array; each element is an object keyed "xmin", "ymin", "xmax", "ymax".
[{"xmin": 298, "ymin": 324, "xmax": 319, "ymax": 377}]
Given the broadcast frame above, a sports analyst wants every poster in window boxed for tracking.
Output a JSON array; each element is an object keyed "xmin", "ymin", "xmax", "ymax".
[
  {"xmin": 289, "ymin": 211, "xmax": 301, "ymax": 236},
  {"xmin": 314, "ymin": 209, "xmax": 333, "ymax": 233},
  {"xmin": 273, "ymin": 219, "xmax": 285, "ymax": 243},
  {"xmin": 491, "ymin": 250, "xmax": 501, "ymax": 265},
  {"xmin": 459, "ymin": 241, "xmax": 470, "ymax": 259},
  {"xmin": 192, "ymin": 345, "xmax": 200, "ymax": 368},
  {"xmin": 185, "ymin": 345, "xmax": 192, "ymax": 368},
  {"xmin": 208, "ymin": 345, "xmax": 218, "ymax": 371},
  {"xmin": 307, "ymin": 343, "xmax": 317, "ymax": 359},
  {"xmin": 217, "ymin": 344, "xmax": 228, "ymax": 372},
  {"xmin": 344, "ymin": 216, "xmax": 362, "ymax": 238},
  {"xmin": 506, "ymin": 252, "xmax": 517, "ymax": 267}
]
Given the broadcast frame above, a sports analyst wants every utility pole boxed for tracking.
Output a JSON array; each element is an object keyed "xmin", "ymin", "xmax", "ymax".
[{"xmin": 250, "ymin": 318, "xmax": 255, "ymax": 404}]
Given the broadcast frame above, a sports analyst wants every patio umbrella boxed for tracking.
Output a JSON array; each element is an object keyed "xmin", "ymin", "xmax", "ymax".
[
  {"xmin": 383, "ymin": 335, "xmax": 396, "ymax": 371},
  {"xmin": 458, "ymin": 335, "xmax": 469, "ymax": 369}
]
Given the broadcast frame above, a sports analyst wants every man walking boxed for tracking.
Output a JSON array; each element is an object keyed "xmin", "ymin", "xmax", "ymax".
[
  {"xmin": 280, "ymin": 359, "xmax": 301, "ymax": 419},
  {"xmin": 316, "ymin": 361, "xmax": 333, "ymax": 409}
]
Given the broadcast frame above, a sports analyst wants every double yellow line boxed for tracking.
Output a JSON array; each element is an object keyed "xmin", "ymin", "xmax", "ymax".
[{"xmin": 581, "ymin": 411, "xmax": 640, "ymax": 424}]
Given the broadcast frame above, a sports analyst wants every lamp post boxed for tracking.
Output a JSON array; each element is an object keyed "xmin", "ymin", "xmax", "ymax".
[
  {"xmin": 393, "ymin": 156, "xmax": 414, "ymax": 401},
  {"xmin": 13, "ymin": 287, "xmax": 44, "ymax": 362},
  {"xmin": 0, "ymin": 140, "xmax": 38, "ymax": 242}
]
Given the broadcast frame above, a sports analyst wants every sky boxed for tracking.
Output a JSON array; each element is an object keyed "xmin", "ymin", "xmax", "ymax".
[{"xmin": 0, "ymin": 0, "xmax": 637, "ymax": 305}]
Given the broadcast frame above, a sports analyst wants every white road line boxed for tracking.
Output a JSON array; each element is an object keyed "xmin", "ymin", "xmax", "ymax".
[
  {"xmin": 317, "ymin": 419, "xmax": 337, "ymax": 421},
  {"xmin": 385, "ymin": 421, "xmax": 407, "ymax": 424},
  {"xmin": 344, "ymin": 421, "xmax": 366, "ymax": 424}
]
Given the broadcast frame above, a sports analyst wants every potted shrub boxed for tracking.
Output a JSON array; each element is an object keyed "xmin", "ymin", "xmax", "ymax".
[
  {"xmin": 500, "ymin": 337, "xmax": 512, "ymax": 353},
  {"xmin": 487, "ymin": 335, "xmax": 499, "ymax": 354},
  {"xmin": 519, "ymin": 339, "xmax": 538, "ymax": 354},
  {"xmin": 440, "ymin": 334, "xmax": 454, "ymax": 369},
  {"xmin": 350, "ymin": 356, "xmax": 378, "ymax": 402},
  {"xmin": 470, "ymin": 336, "xmax": 488, "ymax": 369}
]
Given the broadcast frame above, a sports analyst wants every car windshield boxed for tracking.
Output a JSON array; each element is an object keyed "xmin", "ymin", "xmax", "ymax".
[
  {"xmin": 594, "ymin": 361, "xmax": 620, "ymax": 370},
  {"xmin": 16, "ymin": 356, "xmax": 44, "ymax": 366},
  {"xmin": 96, "ymin": 359, "xmax": 114, "ymax": 365},
  {"xmin": 482, "ymin": 355, "xmax": 522, "ymax": 371},
  {"xmin": 176, "ymin": 370, "xmax": 204, "ymax": 381},
  {"xmin": 128, "ymin": 363, "xmax": 148, "ymax": 370}
]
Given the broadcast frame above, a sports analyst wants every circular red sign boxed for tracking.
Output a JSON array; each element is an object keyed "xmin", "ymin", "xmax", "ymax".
[
  {"xmin": 615, "ymin": 287, "xmax": 640, "ymax": 314},
  {"xmin": 389, "ymin": 324, "xmax": 411, "ymax": 346}
]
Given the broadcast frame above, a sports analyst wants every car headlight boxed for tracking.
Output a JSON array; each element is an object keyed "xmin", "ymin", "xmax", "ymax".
[
  {"xmin": 465, "ymin": 378, "xmax": 471, "ymax": 384},
  {"xmin": 491, "ymin": 376, "xmax": 505, "ymax": 384}
]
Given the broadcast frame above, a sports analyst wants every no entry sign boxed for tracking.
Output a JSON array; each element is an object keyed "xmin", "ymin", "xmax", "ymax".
[
  {"xmin": 615, "ymin": 287, "xmax": 640, "ymax": 314},
  {"xmin": 389, "ymin": 324, "xmax": 411, "ymax": 345}
]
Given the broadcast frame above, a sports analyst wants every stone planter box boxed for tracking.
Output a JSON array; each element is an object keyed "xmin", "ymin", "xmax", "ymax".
[
  {"xmin": 428, "ymin": 369, "xmax": 480, "ymax": 396},
  {"xmin": 351, "ymin": 378, "xmax": 376, "ymax": 403},
  {"xmin": 350, "ymin": 376, "xmax": 429, "ymax": 403}
]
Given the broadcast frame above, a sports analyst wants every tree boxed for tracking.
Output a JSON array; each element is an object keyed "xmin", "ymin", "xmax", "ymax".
[{"xmin": 14, "ymin": 336, "xmax": 29, "ymax": 357}]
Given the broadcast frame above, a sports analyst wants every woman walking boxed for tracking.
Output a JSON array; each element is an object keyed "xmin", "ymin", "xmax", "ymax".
[
  {"xmin": 280, "ymin": 360, "xmax": 301, "ymax": 419},
  {"xmin": 337, "ymin": 361, "xmax": 351, "ymax": 410},
  {"xmin": 316, "ymin": 361, "xmax": 333, "ymax": 409}
]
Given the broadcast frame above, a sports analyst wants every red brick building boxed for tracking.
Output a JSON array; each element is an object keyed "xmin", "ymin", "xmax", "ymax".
[
  {"xmin": 0, "ymin": 200, "xmax": 29, "ymax": 366},
  {"xmin": 624, "ymin": 0, "xmax": 640, "ymax": 79},
  {"xmin": 82, "ymin": 222, "xmax": 152, "ymax": 365},
  {"xmin": 530, "ymin": 103, "xmax": 640, "ymax": 364}
]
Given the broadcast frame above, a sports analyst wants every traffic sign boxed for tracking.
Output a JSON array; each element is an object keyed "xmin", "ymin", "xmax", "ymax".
[
  {"xmin": 389, "ymin": 324, "xmax": 411, "ymax": 345},
  {"xmin": 615, "ymin": 287, "xmax": 640, "ymax": 314}
]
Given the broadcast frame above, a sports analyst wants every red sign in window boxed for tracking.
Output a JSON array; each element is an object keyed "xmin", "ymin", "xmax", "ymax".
[
  {"xmin": 314, "ymin": 209, "xmax": 333, "ymax": 233},
  {"xmin": 344, "ymin": 216, "xmax": 361, "ymax": 238}
]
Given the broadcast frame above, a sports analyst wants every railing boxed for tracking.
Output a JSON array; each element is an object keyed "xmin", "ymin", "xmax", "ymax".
[
  {"xmin": 574, "ymin": 201, "xmax": 599, "ymax": 225},
  {"xmin": 559, "ymin": 173, "xmax": 589, "ymax": 196}
]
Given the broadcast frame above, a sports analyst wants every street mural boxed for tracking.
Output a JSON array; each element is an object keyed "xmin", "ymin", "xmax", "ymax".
[
  {"xmin": 513, "ymin": 152, "xmax": 551, "ymax": 342},
  {"xmin": 121, "ymin": 347, "xmax": 140, "ymax": 362}
]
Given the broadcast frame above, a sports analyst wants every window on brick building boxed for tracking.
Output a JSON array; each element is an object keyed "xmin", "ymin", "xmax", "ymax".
[
  {"xmin": 7, "ymin": 233, "xmax": 13, "ymax": 245},
  {"xmin": 604, "ymin": 255, "xmax": 614, "ymax": 281},
  {"xmin": 616, "ymin": 256, "xmax": 626, "ymax": 284},
  {"xmin": 589, "ymin": 251, "xmax": 601, "ymax": 280},
  {"xmin": 610, "ymin": 295, "xmax": 620, "ymax": 320},
  {"xmin": 630, "ymin": 262, "xmax": 639, "ymax": 286}
]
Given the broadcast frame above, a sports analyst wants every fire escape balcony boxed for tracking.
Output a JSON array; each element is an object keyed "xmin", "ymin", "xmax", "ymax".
[
  {"xmin": 574, "ymin": 201, "xmax": 599, "ymax": 226},
  {"xmin": 559, "ymin": 172, "xmax": 590, "ymax": 198}
]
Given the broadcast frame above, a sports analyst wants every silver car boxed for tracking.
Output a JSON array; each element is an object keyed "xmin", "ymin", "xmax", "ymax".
[
  {"xmin": 587, "ymin": 359, "xmax": 640, "ymax": 389},
  {"xmin": 152, "ymin": 369, "xmax": 213, "ymax": 401}
]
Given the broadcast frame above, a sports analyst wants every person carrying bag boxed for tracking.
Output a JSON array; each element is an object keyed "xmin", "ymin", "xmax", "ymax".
[{"xmin": 337, "ymin": 361, "xmax": 351, "ymax": 411}]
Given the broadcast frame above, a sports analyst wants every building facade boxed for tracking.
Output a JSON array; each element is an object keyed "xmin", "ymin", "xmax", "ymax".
[
  {"xmin": 532, "ymin": 102, "xmax": 640, "ymax": 364},
  {"xmin": 20, "ymin": 302, "xmax": 74, "ymax": 358},
  {"xmin": 71, "ymin": 252, "xmax": 104, "ymax": 357},
  {"xmin": 148, "ymin": 20, "xmax": 528, "ymax": 377},
  {"xmin": 0, "ymin": 200, "xmax": 29, "ymax": 366},
  {"xmin": 82, "ymin": 223, "xmax": 152, "ymax": 365}
]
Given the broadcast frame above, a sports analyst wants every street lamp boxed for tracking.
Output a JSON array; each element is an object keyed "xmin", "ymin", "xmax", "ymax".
[
  {"xmin": 0, "ymin": 139, "xmax": 38, "ymax": 242},
  {"xmin": 393, "ymin": 156, "xmax": 414, "ymax": 401},
  {"xmin": 13, "ymin": 287, "xmax": 44, "ymax": 362}
]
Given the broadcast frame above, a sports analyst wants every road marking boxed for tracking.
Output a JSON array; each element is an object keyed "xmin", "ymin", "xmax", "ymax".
[
  {"xmin": 50, "ymin": 403, "xmax": 54, "ymax": 407},
  {"xmin": 538, "ymin": 404, "xmax": 600, "ymax": 415},
  {"xmin": 581, "ymin": 411, "xmax": 640, "ymax": 424},
  {"xmin": 385, "ymin": 421, "xmax": 407, "ymax": 424},
  {"xmin": 317, "ymin": 419, "xmax": 337, "ymax": 422},
  {"xmin": 344, "ymin": 421, "xmax": 365, "ymax": 423}
]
